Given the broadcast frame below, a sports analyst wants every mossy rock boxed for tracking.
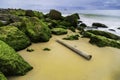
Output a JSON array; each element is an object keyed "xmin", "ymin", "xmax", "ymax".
[
  {"xmin": 0, "ymin": 21, "xmax": 4, "ymax": 27},
  {"xmin": 78, "ymin": 23, "xmax": 87, "ymax": 32},
  {"xmin": 48, "ymin": 9, "xmax": 62, "ymax": 20},
  {"xmin": 68, "ymin": 26, "xmax": 76, "ymax": 32},
  {"xmin": 34, "ymin": 11, "xmax": 44, "ymax": 19},
  {"xmin": 86, "ymin": 30, "xmax": 120, "ymax": 40},
  {"xmin": 59, "ymin": 21, "xmax": 71, "ymax": 27},
  {"xmin": 43, "ymin": 48, "xmax": 51, "ymax": 51},
  {"xmin": 89, "ymin": 34, "xmax": 120, "ymax": 48},
  {"xmin": 0, "ymin": 72, "xmax": 7, "ymax": 80},
  {"xmin": 26, "ymin": 48, "xmax": 34, "ymax": 52},
  {"xmin": 0, "ymin": 26, "xmax": 31, "ymax": 51},
  {"xmin": 51, "ymin": 28, "xmax": 67, "ymax": 35},
  {"xmin": 22, "ymin": 17, "xmax": 51, "ymax": 42},
  {"xmin": 92, "ymin": 23, "xmax": 108, "ymax": 28},
  {"xmin": 64, "ymin": 13, "xmax": 79, "ymax": 27},
  {"xmin": 79, "ymin": 23, "xmax": 87, "ymax": 28},
  {"xmin": 82, "ymin": 31, "xmax": 120, "ymax": 48},
  {"xmin": 63, "ymin": 34, "xmax": 79, "ymax": 40},
  {"xmin": 25, "ymin": 10, "xmax": 35, "ymax": 17},
  {"xmin": 0, "ymin": 40, "xmax": 33, "ymax": 76},
  {"xmin": 82, "ymin": 31, "xmax": 96, "ymax": 38}
]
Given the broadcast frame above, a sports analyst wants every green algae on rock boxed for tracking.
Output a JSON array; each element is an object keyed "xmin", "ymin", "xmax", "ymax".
[
  {"xmin": 51, "ymin": 28, "xmax": 67, "ymax": 35},
  {"xmin": 86, "ymin": 30, "xmax": 120, "ymax": 40},
  {"xmin": 0, "ymin": 40, "xmax": 33, "ymax": 76},
  {"xmin": 89, "ymin": 34, "xmax": 120, "ymax": 48},
  {"xmin": 26, "ymin": 48, "xmax": 34, "ymax": 52},
  {"xmin": 43, "ymin": 48, "xmax": 51, "ymax": 51},
  {"xmin": 64, "ymin": 13, "xmax": 80, "ymax": 28},
  {"xmin": 48, "ymin": 9, "xmax": 62, "ymax": 20},
  {"xmin": 0, "ymin": 26, "xmax": 31, "ymax": 51},
  {"xmin": 63, "ymin": 34, "xmax": 79, "ymax": 40},
  {"xmin": 22, "ymin": 17, "xmax": 51, "ymax": 42},
  {"xmin": 0, "ymin": 72, "xmax": 7, "ymax": 80},
  {"xmin": 82, "ymin": 31, "xmax": 120, "ymax": 49}
]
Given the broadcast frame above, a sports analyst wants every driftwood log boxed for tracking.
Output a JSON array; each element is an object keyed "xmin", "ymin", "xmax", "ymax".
[{"xmin": 56, "ymin": 40, "xmax": 92, "ymax": 60}]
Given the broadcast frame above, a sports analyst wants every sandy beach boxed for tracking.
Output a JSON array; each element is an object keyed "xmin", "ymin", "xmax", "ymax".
[{"xmin": 8, "ymin": 32, "xmax": 120, "ymax": 80}]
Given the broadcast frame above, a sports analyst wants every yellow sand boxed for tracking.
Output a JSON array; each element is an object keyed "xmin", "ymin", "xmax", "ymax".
[{"xmin": 8, "ymin": 35, "xmax": 120, "ymax": 80}]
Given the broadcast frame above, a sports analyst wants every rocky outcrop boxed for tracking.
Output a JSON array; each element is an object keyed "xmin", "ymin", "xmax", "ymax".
[
  {"xmin": 0, "ymin": 26, "xmax": 31, "ymax": 51},
  {"xmin": 0, "ymin": 40, "xmax": 33, "ymax": 76},
  {"xmin": 92, "ymin": 23, "xmax": 108, "ymax": 28},
  {"xmin": 48, "ymin": 9, "xmax": 62, "ymax": 20},
  {"xmin": 86, "ymin": 30, "xmax": 120, "ymax": 40},
  {"xmin": 22, "ymin": 17, "xmax": 51, "ymax": 42}
]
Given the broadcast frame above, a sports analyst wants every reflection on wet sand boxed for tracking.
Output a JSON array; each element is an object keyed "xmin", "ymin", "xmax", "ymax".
[{"xmin": 8, "ymin": 35, "xmax": 120, "ymax": 80}]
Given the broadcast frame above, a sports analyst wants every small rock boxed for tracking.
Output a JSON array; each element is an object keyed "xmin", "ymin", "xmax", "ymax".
[
  {"xmin": 43, "ymin": 48, "xmax": 51, "ymax": 51},
  {"xmin": 26, "ymin": 48, "xmax": 34, "ymax": 52},
  {"xmin": 109, "ymin": 29, "xmax": 116, "ymax": 32}
]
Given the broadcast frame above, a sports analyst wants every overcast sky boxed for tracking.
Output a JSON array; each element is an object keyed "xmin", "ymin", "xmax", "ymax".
[{"xmin": 0, "ymin": 0, "xmax": 120, "ymax": 10}]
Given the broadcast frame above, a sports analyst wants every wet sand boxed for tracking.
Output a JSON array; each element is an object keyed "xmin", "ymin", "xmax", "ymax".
[{"xmin": 8, "ymin": 34, "xmax": 120, "ymax": 80}]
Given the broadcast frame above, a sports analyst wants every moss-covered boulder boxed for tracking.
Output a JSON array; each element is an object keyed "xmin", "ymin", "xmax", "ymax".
[
  {"xmin": 51, "ymin": 28, "xmax": 67, "ymax": 35},
  {"xmin": 86, "ymin": 30, "xmax": 120, "ymax": 40},
  {"xmin": 22, "ymin": 17, "xmax": 51, "ymax": 42},
  {"xmin": 48, "ymin": 9, "xmax": 62, "ymax": 20},
  {"xmin": 92, "ymin": 23, "xmax": 108, "ymax": 28},
  {"xmin": 0, "ymin": 72, "xmax": 7, "ymax": 80},
  {"xmin": 34, "ymin": 11, "xmax": 44, "ymax": 19},
  {"xmin": 79, "ymin": 23, "xmax": 87, "ymax": 28},
  {"xmin": 89, "ymin": 34, "xmax": 120, "ymax": 48},
  {"xmin": 25, "ymin": 10, "xmax": 35, "ymax": 17},
  {"xmin": 64, "ymin": 13, "xmax": 79, "ymax": 27},
  {"xmin": 78, "ymin": 23, "xmax": 87, "ymax": 31},
  {"xmin": 82, "ymin": 31, "xmax": 120, "ymax": 48},
  {"xmin": 63, "ymin": 34, "xmax": 79, "ymax": 40},
  {"xmin": 0, "ymin": 26, "xmax": 31, "ymax": 51},
  {"xmin": 0, "ymin": 40, "xmax": 33, "ymax": 76}
]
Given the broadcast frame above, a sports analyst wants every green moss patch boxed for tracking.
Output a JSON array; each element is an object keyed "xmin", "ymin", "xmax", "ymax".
[
  {"xmin": 43, "ymin": 48, "xmax": 51, "ymax": 51},
  {"xmin": 0, "ymin": 72, "xmax": 7, "ymax": 80},
  {"xmin": 22, "ymin": 17, "xmax": 51, "ymax": 42},
  {"xmin": 51, "ymin": 28, "xmax": 67, "ymax": 35},
  {"xmin": 86, "ymin": 30, "xmax": 120, "ymax": 40},
  {"xmin": 63, "ymin": 34, "xmax": 79, "ymax": 40},
  {"xmin": 0, "ymin": 40, "xmax": 33, "ymax": 76},
  {"xmin": 0, "ymin": 26, "xmax": 31, "ymax": 51}
]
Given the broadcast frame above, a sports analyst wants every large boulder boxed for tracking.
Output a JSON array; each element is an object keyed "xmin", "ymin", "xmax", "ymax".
[
  {"xmin": 0, "ymin": 26, "xmax": 31, "ymax": 51},
  {"xmin": 51, "ymin": 28, "xmax": 67, "ymax": 35},
  {"xmin": 48, "ymin": 9, "xmax": 62, "ymax": 20},
  {"xmin": 64, "ymin": 13, "xmax": 79, "ymax": 28},
  {"xmin": 0, "ymin": 40, "xmax": 33, "ymax": 76},
  {"xmin": 92, "ymin": 23, "xmax": 108, "ymax": 28},
  {"xmin": 22, "ymin": 17, "xmax": 51, "ymax": 42},
  {"xmin": 25, "ymin": 10, "xmax": 35, "ymax": 17},
  {"xmin": 0, "ymin": 72, "xmax": 7, "ymax": 80}
]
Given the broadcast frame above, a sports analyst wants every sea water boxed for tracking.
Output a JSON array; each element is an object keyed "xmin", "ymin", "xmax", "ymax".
[{"xmin": 61, "ymin": 10, "xmax": 120, "ymax": 36}]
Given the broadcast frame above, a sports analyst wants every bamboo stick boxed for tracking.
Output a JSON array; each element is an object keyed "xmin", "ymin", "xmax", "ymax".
[{"xmin": 56, "ymin": 40, "xmax": 92, "ymax": 60}]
